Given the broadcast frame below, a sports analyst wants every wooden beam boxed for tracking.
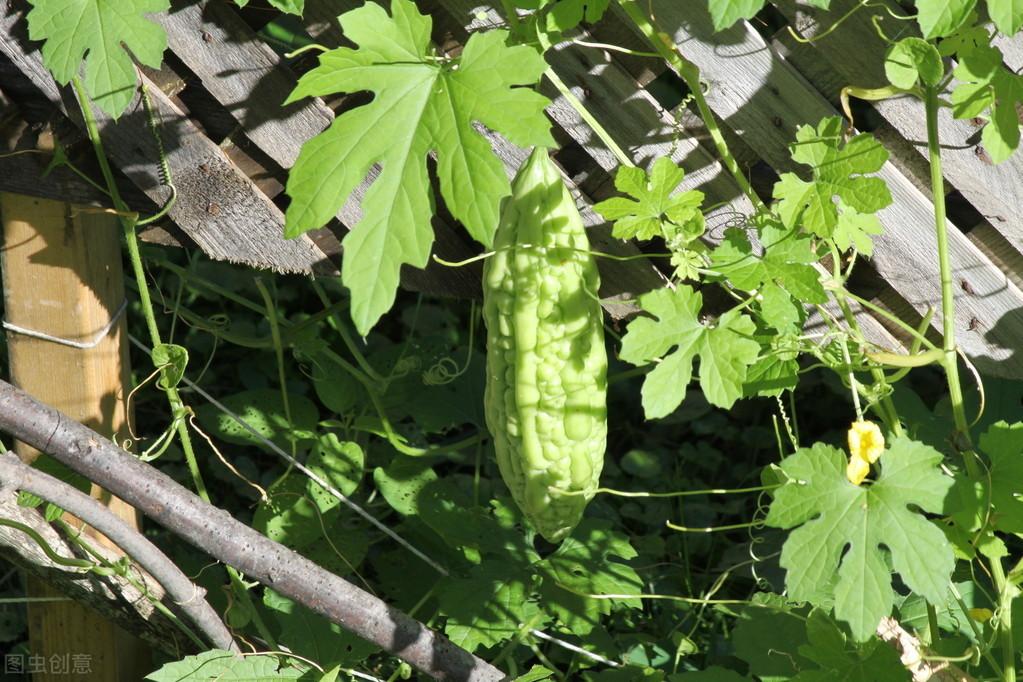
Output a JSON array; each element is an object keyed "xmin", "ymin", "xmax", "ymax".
[{"xmin": 1, "ymin": 192, "xmax": 150, "ymax": 681}]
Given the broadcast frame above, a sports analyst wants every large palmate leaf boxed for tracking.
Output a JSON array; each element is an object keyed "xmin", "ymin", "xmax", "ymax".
[
  {"xmin": 593, "ymin": 157, "xmax": 704, "ymax": 242},
  {"xmin": 144, "ymin": 649, "xmax": 304, "ymax": 681},
  {"xmin": 27, "ymin": 0, "xmax": 169, "ymax": 117},
  {"xmin": 620, "ymin": 285, "xmax": 760, "ymax": 417},
  {"xmin": 765, "ymin": 438, "xmax": 954, "ymax": 640},
  {"xmin": 285, "ymin": 0, "xmax": 552, "ymax": 334}
]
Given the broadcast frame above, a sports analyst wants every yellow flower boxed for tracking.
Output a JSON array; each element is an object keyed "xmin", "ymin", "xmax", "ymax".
[
  {"xmin": 848, "ymin": 420, "xmax": 885, "ymax": 464},
  {"xmin": 845, "ymin": 420, "xmax": 885, "ymax": 486},
  {"xmin": 846, "ymin": 455, "xmax": 871, "ymax": 486}
]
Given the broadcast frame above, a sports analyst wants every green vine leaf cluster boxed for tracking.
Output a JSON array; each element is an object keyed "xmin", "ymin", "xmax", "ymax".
[{"xmin": 774, "ymin": 117, "xmax": 891, "ymax": 243}]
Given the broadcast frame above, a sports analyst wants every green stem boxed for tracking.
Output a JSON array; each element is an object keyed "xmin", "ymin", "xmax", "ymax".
[
  {"xmin": 310, "ymin": 279, "xmax": 384, "ymax": 382},
  {"xmin": 613, "ymin": 0, "xmax": 763, "ymax": 210},
  {"xmin": 991, "ymin": 559, "xmax": 1018, "ymax": 682},
  {"xmin": 255, "ymin": 278, "xmax": 294, "ymax": 447},
  {"xmin": 924, "ymin": 88, "xmax": 981, "ymax": 478},
  {"xmin": 72, "ymin": 77, "xmax": 277, "ymax": 651},
  {"xmin": 544, "ymin": 66, "xmax": 633, "ymax": 168}
]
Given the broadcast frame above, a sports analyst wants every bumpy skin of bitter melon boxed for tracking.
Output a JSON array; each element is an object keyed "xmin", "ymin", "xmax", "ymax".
[{"xmin": 482, "ymin": 147, "xmax": 607, "ymax": 543}]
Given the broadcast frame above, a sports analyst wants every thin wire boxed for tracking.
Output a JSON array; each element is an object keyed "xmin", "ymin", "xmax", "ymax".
[
  {"xmin": 127, "ymin": 334, "xmax": 448, "ymax": 575},
  {"xmin": 3, "ymin": 300, "xmax": 127, "ymax": 349}
]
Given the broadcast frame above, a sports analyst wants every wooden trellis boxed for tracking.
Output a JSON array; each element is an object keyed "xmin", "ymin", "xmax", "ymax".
[{"xmin": 1, "ymin": 0, "xmax": 1022, "ymax": 379}]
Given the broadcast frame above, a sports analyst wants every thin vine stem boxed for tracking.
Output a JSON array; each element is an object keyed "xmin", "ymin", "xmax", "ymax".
[
  {"xmin": 71, "ymin": 76, "xmax": 278, "ymax": 651},
  {"xmin": 924, "ymin": 86, "xmax": 978, "ymax": 466}
]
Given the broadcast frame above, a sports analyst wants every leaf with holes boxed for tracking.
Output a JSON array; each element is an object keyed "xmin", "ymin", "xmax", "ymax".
[
  {"xmin": 27, "ymin": 0, "xmax": 169, "ymax": 117},
  {"xmin": 284, "ymin": 0, "xmax": 552, "ymax": 334},
  {"xmin": 765, "ymin": 438, "xmax": 954, "ymax": 640},
  {"xmin": 438, "ymin": 562, "xmax": 545, "ymax": 652}
]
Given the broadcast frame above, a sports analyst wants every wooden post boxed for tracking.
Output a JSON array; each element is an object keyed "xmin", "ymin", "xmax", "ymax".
[{"xmin": 0, "ymin": 193, "xmax": 150, "ymax": 680}]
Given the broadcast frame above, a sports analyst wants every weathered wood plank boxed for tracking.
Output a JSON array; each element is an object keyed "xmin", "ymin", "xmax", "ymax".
[
  {"xmin": 160, "ymin": 0, "xmax": 334, "ymax": 169},
  {"xmin": 599, "ymin": 2, "xmax": 1023, "ymax": 377},
  {"xmin": 0, "ymin": 2, "xmax": 332, "ymax": 276}
]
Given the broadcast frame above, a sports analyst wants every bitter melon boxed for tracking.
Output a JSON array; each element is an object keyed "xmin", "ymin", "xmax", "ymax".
[{"xmin": 482, "ymin": 147, "xmax": 607, "ymax": 543}]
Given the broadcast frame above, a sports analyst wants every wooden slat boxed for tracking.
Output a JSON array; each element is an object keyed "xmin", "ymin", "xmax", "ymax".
[
  {"xmin": 160, "ymin": 1, "xmax": 334, "ymax": 170},
  {"xmin": 0, "ymin": 1, "xmax": 330, "ymax": 276},
  {"xmin": 597, "ymin": 2, "xmax": 1023, "ymax": 377}
]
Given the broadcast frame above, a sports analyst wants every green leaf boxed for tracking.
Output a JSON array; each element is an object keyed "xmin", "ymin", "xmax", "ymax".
[
  {"xmin": 539, "ymin": 519, "xmax": 644, "ymax": 611},
  {"xmin": 832, "ymin": 205, "xmax": 884, "ymax": 256},
  {"xmin": 264, "ymin": 589, "xmax": 378, "ymax": 666},
  {"xmin": 308, "ymin": 434, "xmax": 363, "ymax": 498},
  {"xmin": 885, "ymin": 37, "xmax": 943, "ymax": 89},
  {"xmin": 978, "ymin": 422, "xmax": 1023, "ymax": 532},
  {"xmin": 515, "ymin": 667, "xmax": 556, "ymax": 682},
  {"xmin": 671, "ymin": 668, "xmax": 749, "ymax": 681},
  {"xmin": 252, "ymin": 437, "xmax": 361, "ymax": 551},
  {"xmin": 706, "ymin": 0, "xmax": 765, "ymax": 31},
  {"xmin": 710, "ymin": 219, "xmax": 825, "ymax": 331},
  {"xmin": 418, "ymin": 479, "xmax": 534, "ymax": 558},
  {"xmin": 620, "ymin": 286, "xmax": 760, "ymax": 416},
  {"xmin": 195, "ymin": 389, "xmax": 319, "ymax": 452},
  {"xmin": 987, "ymin": 0, "xmax": 1023, "ymax": 34},
  {"xmin": 774, "ymin": 117, "xmax": 891, "ymax": 239},
  {"xmin": 593, "ymin": 158, "xmax": 705, "ymax": 242},
  {"xmin": 373, "ymin": 458, "xmax": 438, "ymax": 515},
  {"xmin": 915, "ymin": 0, "xmax": 977, "ymax": 37},
  {"xmin": 253, "ymin": 473, "xmax": 322, "ymax": 548},
  {"xmin": 27, "ymin": 0, "xmax": 169, "ymax": 118},
  {"xmin": 438, "ymin": 562, "xmax": 544, "ymax": 652},
  {"xmin": 794, "ymin": 611, "xmax": 908, "ymax": 681},
  {"xmin": 733, "ymin": 607, "xmax": 814, "ymax": 678},
  {"xmin": 144, "ymin": 649, "xmax": 304, "ymax": 681},
  {"xmin": 284, "ymin": 0, "xmax": 553, "ymax": 334},
  {"xmin": 545, "ymin": 0, "xmax": 610, "ymax": 32},
  {"xmin": 951, "ymin": 45, "xmax": 1023, "ymax": 163},
  {"xmin": 765, "ymin": 437, "xmax": 954, "ymax": 640},
  {"xmin": 152, "ymin": 343, "xmax": 189, "ymax": 390}
]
